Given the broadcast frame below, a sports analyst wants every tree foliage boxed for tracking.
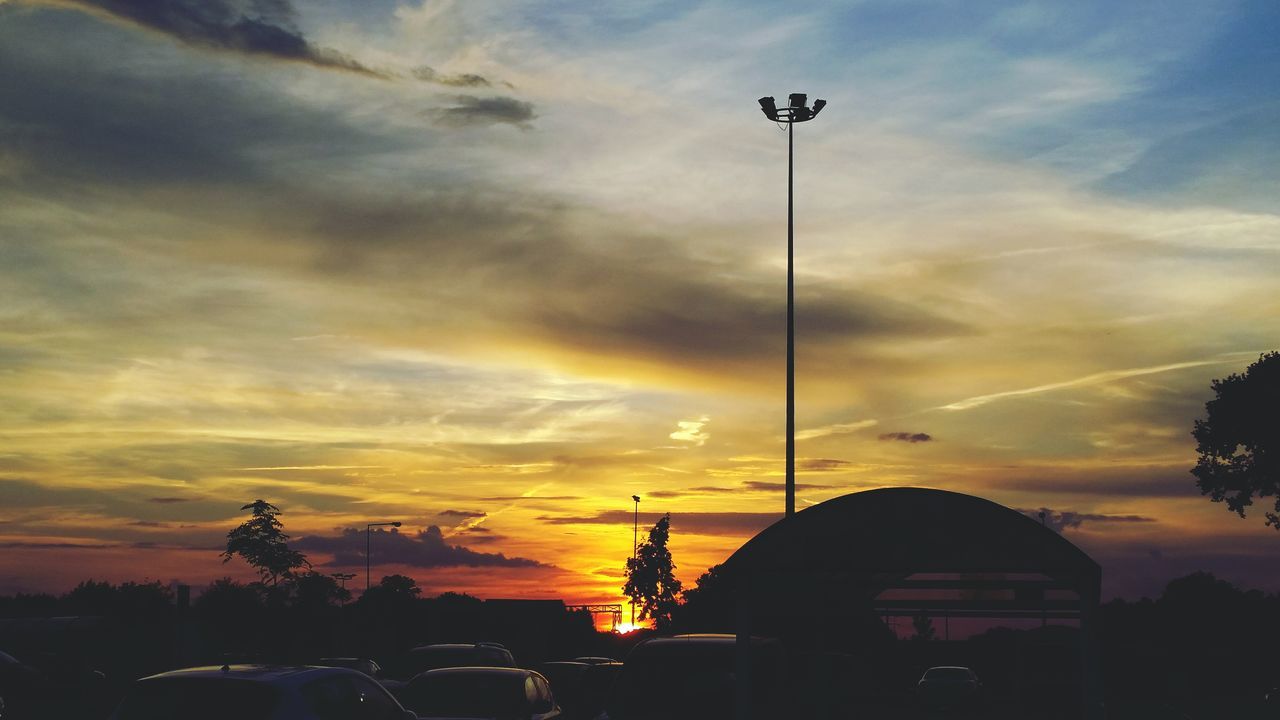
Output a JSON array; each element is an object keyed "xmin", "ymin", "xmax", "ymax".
[
  {"xmin": 622, "ymin": 513, "xmax": 683, "ymax": 630},
  {"xmin": 1191, "ymin": 351, "xmax": 1280, "ymax": 529},
  {"xmin": 221, "ymin": 500, "xmax": 310, "ymax": 585},
  {"xmin": 910, "ymin": 612, "xmax": 937, "ymax": 642}
]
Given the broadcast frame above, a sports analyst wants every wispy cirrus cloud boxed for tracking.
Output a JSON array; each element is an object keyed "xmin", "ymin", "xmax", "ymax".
[
  {"xmin": 795, "ymin": 420, "xmax": 878, "ymax": 441},
  {"xmin": 936, "ymin": 358, "xmax": 1246, "ymax": 411}
]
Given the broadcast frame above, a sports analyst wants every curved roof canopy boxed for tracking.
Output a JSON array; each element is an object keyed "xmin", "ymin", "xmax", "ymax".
[{"xmin": 723, "ymin": 488, "xmax": 1100, "ymax": 595}]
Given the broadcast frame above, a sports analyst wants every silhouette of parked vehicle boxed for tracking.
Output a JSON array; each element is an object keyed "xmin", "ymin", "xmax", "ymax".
[
  {"xmin": 916, "ymin": 666, "xmax": 982, "ymax": 710},
  {"xmin": 398, "ymin": 667, "xmax": 560, "ymax": 720},
  {"xmin": 316, "ymin": 657, "xmax": 382, "ymax": 679},
  {"xmin": 571, "ymin": 657, "xmax": 617, "ymax": 665},
  {"xmin": 539, "ymin": 661, "xmax": 623, "ymax": 720},
  {"xmin": 109, "ymin": 664, "xmax": 418, "ymax": 720},
  {"xmin": 605, "ymin": 634, "xmax": 784, "ymax": 720},
  {"xmin": 382, "ymin": 642, "xmax": 517, "ymax": 695}
]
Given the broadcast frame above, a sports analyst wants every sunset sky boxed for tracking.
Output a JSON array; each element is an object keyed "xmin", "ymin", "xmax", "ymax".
[{"xmin": 1, "ymin": 0, "xmax": 1278, "ymax": 609}]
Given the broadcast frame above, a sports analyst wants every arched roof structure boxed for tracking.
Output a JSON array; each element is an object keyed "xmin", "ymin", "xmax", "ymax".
[{"xmin": 723, "ymin": 487, "xmax": 1099, "ymax": 597}]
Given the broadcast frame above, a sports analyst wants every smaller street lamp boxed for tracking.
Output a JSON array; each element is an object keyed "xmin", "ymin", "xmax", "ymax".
[
  {"xmin": 631, "ymin": 495, "xmax": 640, "ymax": 626},
  {"xmin": 366, "ymin": 521, "xmax": 402, "ymax": 591}
]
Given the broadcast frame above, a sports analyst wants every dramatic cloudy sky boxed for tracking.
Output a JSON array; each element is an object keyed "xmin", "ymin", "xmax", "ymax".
[{"xmin": 1, "ymin": 0, "xmax": 1278, "ymax": 607}]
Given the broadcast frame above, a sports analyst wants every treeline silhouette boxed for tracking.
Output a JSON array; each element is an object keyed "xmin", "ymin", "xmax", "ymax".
[
  {"xmin": 3, "ymin": 570, "xmax": 1278, "ymax": 717},
  {"xmin": 0, "ymin": 573, "xmax": 603, "ymax": 718}
]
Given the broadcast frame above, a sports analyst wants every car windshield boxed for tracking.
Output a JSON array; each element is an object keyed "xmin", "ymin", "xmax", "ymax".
[
  {"xmin": 113, "ymin": 677, "xmax": 281, "ymax": 720},
  {"xmin": 924, "ymin": 668, "xmax": 972, "ymax": 682},
  {"xmin": 405, "ymin": 674, "xmax": 526, "ymax": 718},
  {"xmin": 403, "ymin": 646, "xmax": 510, "ymax": 675}
]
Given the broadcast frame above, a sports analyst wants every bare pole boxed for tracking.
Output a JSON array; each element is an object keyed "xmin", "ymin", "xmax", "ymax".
[{"xmin": 786, "ymin": 119, "xmax": 795, "ymax": 518}]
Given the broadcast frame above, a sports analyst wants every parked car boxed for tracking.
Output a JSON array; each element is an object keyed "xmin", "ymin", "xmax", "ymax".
[
  {"xmin": 916, "ymin": 665, "xmax": 982, "ymax": 709},
  {"xmin": 109, "ymin": 664, "xmax": 417, "ymax": 720},
  {"xmin": 0, "ymin": 649, "xmax": 52, "ymax": 719},
  {"xmin": 605, "ymin": 634, "xmax": 785, "ymax": 720},
  {"xmin": 382, "ymin": 642, "xmax": 517, "ymax": 694},
  {"xmin": 316, "ymin": 658, "xmax": 382, "ymax": 679},
  {"xmin": 538, "ymin": 662, "xmax": 587, "ymax": 702},
  {"xmin": 577, "ymin": 662, "xmax": 623, "ymax": 720},
  {"xmin": 393, "ymin": 643, "xmax": 515, "ymax": 677},
  {"xmin": 571, "ymin": 657, "xmax": 617, "ymax": 665},
  {"xmin": 399, "ymin": 667, "xmax": 559, "ymax": 720}
]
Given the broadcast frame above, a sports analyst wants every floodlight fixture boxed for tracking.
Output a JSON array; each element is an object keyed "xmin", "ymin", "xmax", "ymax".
[
  {"xmin": 788, "ymin": 92, "xmax": 807, "ymax": 109},
  {"xmin": 758, "ymin": 96, "xmax": 777, "ymax": 119},
  {"xmin": 812, "ymin": 98, "xmax": 827, "ymax": 115}
]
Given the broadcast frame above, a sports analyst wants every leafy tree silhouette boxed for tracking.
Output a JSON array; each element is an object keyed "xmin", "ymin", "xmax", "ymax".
[
  {"xmin": 911, "ymin": 612, "xmax": 937, "ymax": 642},
  {"xmin": 292, "ymin": 571, "xmax": 351, "ymax": 610},
  {"xmin": 359, "ymin": 573, "xmax": 421, "ymax": 607},
  {"xmin": 221, "ymin": 500, "xmax": 310, "ymax": 586},
  {"xmin": 622, "ymin": 513, "xmax": 682, "ymax": 630},
  {"xmin": 1192, "ymin": 351, "xmax": 1280, "ymax": 529},
  {"xmin": 674, "ymin": 563, "xmax": 734, "ymax": 632}
]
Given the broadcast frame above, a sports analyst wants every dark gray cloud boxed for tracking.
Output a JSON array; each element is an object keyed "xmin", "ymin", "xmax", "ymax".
[
  {"xmin": 431, "ymin": 95, "xmax": 537, "ymax": 128},
  {"xmin": 59, "ymin": 0, "xmax": 382, "ymax": 76},
  {"xmin": 878, "ymin": 432, "xmax": 932, "ymax": 443},
  {"xmin": 993, "ymin": 468, "xmax": 1202, "ymax": 499},
  {"xmin": 295, "ymin": 526, "xmax": 547, "ymax": 568},
  {"xmin": 796, "ymin": 459, "xmax": 852, "ymax": 472},
  {"xmin": 537, "ymin": 510, "xmax": 779, "ymax": 537},
  {"xmin": 412, "ymin": 66, "xmax": 503, "ymax": 88},
  {"xmin": 148, "ymin": 497, "xmax": 193, "ymax": 504},
  {"xmin": 0, "ymin": 10, "xmax": 397, "ymax": 193},
  {"xmin": 1018, "ymin": 507, "xmax": 1157, "ymax": 533},
  {"xmin": 439, "ymin": 509, "xmax": 486, "ymax": 519},
  {"xmin": 0, "ymin": 7, "xmax": 967, "ymax": 381}
]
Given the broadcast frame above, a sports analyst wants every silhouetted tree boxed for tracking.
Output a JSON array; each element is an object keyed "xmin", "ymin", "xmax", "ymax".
[
  {"xmin": 359, "ymin": 573, "xmax": 421, "ymax": 607},
  {"xmin": 62, "ymin": 579, "xmax": 117, "ymax": 615},
  {"xmin": 911, "ymin": 612, "xmax": 936, "ymax": 642},
  {"xmin": 221, "ymin": 500, "xmax": 310, "ymax": 586},
  {"xmin": 291, "ymin": 571, "xmax": 351, "ymax": 610},
  {"xmin": 114, "ymin": 581, "xmax": 174, "ymax": 619},
  {"xmin": 195, "ymin": 577, "xmax": 263, "ymax": 617},
  {"xmin": 674, "ymin": 563, "xmax": 735, "ymax": 632},
  {"xmin": 1192, "ymin": 351, "xmax": 1280, "ymax": 529},
  {"xmin": 622, "ymin": 513, "xmax": 682, "ymax": 630}
]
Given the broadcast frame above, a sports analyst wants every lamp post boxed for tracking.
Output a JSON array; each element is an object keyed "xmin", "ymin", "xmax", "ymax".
[
  {"xmin": 631, "ymin": 494, "xmax": 640, "ymax": 626},
  {"xmin": 365, "ymin": 521, "xmax": 402, "ymax": 591},
  {"xmin": 758, "ymin": 92, "xmax": 826, "ymax": 519}
]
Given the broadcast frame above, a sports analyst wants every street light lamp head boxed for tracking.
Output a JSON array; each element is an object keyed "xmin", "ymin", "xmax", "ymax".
[
  {"xmin": 632, "ymin": 495, "xmax": 640, "ymax": 503},
  {"xmin": 788, "ymin": 93, "xmax": 807, "ymax": 109},
  {"xmin": 391, "ymin": 521, "xmax": 402, "ymax": 527},
  {"xmin": 812, "ymin": 98, "xmax": 827, "ymax": 115},
  {"xmin": 757, "ymin": 96, "xmax": 777, "ymax": 119}
]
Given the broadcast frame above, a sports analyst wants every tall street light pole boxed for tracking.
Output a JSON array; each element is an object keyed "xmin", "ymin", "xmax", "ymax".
[
  {"xmin": 631, "ymin": 494, "xmax": 640, "ymax": 626},
  {"xmin": 758, "ymin": 93, "xmax": 826, "ymax": 519},
  {"xmin": 366, "ymin": 521, "xmax": 402, "ymax": 591}
]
